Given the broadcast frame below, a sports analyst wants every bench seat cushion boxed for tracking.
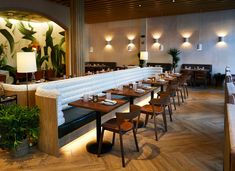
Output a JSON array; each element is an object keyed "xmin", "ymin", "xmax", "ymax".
[{"xmin": 58, "ymin": 107, "xmax": 96, "ymax": 138}]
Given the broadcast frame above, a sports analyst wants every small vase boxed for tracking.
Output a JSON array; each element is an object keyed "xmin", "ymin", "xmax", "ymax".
[{"xmin": 11, "ymin": 139, "xmax": 29, "ymax": 158}]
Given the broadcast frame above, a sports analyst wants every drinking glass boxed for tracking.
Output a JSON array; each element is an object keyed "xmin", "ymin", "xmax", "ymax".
[
  {"xmin": 83, "ymin": 94, "xmax": 89, "ymax": 102},
  {"xmin": 133, "ymin": 83, "xmax": 137, "ymax": 90},
  {"xmin": 106, "ymin": 92, "xmax": 111, "ymax": 100}
]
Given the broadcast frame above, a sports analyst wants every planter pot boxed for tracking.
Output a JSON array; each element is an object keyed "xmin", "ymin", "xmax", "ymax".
[
  {"xmin": 45, "ymin": 69, "xmax": 56, "ymax": 80},
  {"xmin": 11, "ymin": 139, "xmax": 29, "ymax": 158},
  {"xmin": 35, "ymin": 70, "xmax": 44, "ymax": 81}
]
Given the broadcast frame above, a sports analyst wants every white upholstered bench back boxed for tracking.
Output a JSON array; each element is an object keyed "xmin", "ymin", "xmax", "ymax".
[
  {"xmin": 226, "ymin": 82, "xmax": 235, "ymax": 104},
  {"xmin": 36, "ymin": 67, "xmax": 162, "ymax": 126}
]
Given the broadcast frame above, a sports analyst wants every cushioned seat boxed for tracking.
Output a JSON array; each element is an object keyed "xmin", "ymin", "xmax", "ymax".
[{"xmin": 58, "ymin": 107, "xmax": 96, "ymax": 138}]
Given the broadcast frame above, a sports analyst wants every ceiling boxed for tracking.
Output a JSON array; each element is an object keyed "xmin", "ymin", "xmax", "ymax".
[
  {"xmin": 48, "ymin": 0, "xmax": 235, "ymax": 23},
  {"xmin": 1, "ymin": 1, "xmax": 235, "ymax": 23}
]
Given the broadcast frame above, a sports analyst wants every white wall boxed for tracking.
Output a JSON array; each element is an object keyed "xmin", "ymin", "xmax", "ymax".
[{"xmin": 88, "ymin": 9, "xmax": 235, "ymax": 74}]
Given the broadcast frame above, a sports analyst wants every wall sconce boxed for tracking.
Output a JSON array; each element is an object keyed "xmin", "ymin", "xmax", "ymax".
[
  {"xmin": 153, "ymin": 38, "xmax": 159, "ymax": 44},
  {"xmin": 218, "ymin": 36, "xmax": 224, "ymax": 42},
  {"xmin": 106, "ymin": 40, "xmax": 111, "ymax": 46},
  {"xmin": 183, "ymin": 37, "xmax": 189, "ymax": 43},
  {"xmin": 127, "ymin": 39, "xmax": 135, "ymax": 51}
]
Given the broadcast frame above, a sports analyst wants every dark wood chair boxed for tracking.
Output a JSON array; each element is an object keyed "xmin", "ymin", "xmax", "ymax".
[
  {"xmin": 97, "ymin": 105, "xmax": 141, "ymax": 167},
  {"xmin": 140, "ymin": 97, "xmax": 169, "ymax": 141},
  {"xmin": 169, "ymin": 79, "xmax": 184, "ymax": 106}
]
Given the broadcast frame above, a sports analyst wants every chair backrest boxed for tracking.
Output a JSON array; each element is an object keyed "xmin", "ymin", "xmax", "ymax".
[
  {"xmin": 116, "ymin": 105, "xmax": 141, "ymax": 126},
  {"xmin": 150, "ymin": 97, "xmax": 168, "ymax": 107}
]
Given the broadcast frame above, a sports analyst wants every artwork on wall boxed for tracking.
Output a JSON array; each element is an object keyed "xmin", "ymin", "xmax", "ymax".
[{"xmin": 0, "ymin": 18, "xmax": 66, "ymax": 78}]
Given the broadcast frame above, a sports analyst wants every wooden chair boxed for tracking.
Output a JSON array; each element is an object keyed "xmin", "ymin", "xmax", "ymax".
[
  {"xmin": 97, "ymin": 105, "xmax": 141, "ymax": 167},
  {"xmin": 178, "ymin": 74, "xmax": 190, "ymax": 99},
  {"xmin": 140, "ymin": 97, "xmax": 168, "ymax": 141},
  {"xmin": 169, "ymin": 79, "xmax": 184, "ymax": 106},
  {"xmin": 194, "ymin": 70, "xmax": 208, "ymax": 88}
]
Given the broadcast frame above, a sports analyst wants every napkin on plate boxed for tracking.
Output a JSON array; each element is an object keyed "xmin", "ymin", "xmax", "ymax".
[
  {"xmin": 100, "ymin": 99, "xmax": 117, "ymax": 105},
  {"xmin": 159, "ymin": 79, "xmax": 165, "ymax": 82},
  {"xmin": 142, "ymin": 85, "xmax": 152, "ymax": 89},
  {"xmin": 135, "ymin": 89, "xmax": 145, "ymax": 93}
]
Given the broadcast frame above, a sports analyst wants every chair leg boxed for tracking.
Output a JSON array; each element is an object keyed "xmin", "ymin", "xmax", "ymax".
[
  {"xmin": 186, "ymin": 86, "xmax": 189, "ymax": 97},
  {"xmin": 144, "ymin": 113, "xmax": 149, "ymax": 127},
  {"xmin": 153, "ymin": 113, "xmax": 158, "ymax": 141},
  {"xmin": 98, "ymin": 128, "xmax": 105, "ymax": 157},
  {"xmin": 168, "ymin": 105, "xmax": 173, "ymax": 122},
  {"xmin": 180, "ymin": 89, "xmax": 184, "ymax": 103},
  {"xmin": 162, "ymin": 108, "xmax": 167, "ymax": 132},
  {"xmin": 112, "ymin": 132, "xmax": 116, "ymax": 146},
  {"xmin": 176, "ymin": 91, "xmax": 180, "ymax": 106},
  {"xmin": 172, "ymin": 97, "xmax": 176, "ymax": 110},
  {"xmin": 183, "ymin": 86, "xmax": 186, "ymax": 99},
  {"xmin": 119, "ymin": 133, "xmax": 125, "ymax": 167},
  {"xmin": 133, "ymin": 128, "xmax": 139, "ymax": 152}
]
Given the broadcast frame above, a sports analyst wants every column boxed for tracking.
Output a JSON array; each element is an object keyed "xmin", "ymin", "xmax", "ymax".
[{"xmin": 70, "ymin": 0, "xmax": 85, "ymax": 76}]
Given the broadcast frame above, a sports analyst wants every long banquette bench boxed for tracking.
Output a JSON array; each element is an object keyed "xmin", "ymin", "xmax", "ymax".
[
  {"xmin": 224, "ymin": 70, "xmax": 235, "ymax": 171},
  {"xmin": 35, "ymin": 67, "xmax": 162, "ymax": 156}
]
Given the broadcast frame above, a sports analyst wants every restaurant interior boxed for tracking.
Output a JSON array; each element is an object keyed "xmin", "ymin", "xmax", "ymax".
[{"xmin": 0, "ymin": 0, "xmax": 235, "ymax": 170}]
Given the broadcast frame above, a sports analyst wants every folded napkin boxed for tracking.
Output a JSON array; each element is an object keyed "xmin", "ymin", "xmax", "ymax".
[
  {"xmin": 158, "ymin": 79, "xmax": 165, "ymax": 82},
  {"xmin": 100, "ymin": 99, "xmax": 117, "ymax": 105},
  {"xmin": 135, "ymin": 89, "xmax": 145, "ymax": 93},
  {"xmin": 142, "ymin": 86, "xmax": 152, "ymax": 89}
]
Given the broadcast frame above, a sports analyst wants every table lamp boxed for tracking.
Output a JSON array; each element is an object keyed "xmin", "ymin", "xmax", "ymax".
[
  {"xmin": 140, "ymin": 51, "xmax": 148, "ymax": 67},
  {"xmin": 17, "ymin": 52, "xmax": 37, "ymax": 106}
]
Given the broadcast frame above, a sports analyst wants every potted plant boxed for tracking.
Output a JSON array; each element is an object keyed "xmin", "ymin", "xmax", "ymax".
[
  {"xmin": 0, "ymin": 104, "xmax": 39, "ymax": 157},
  {"xmin": 167, "ymin": 48, "xmax": 181, "ymax": 72}
]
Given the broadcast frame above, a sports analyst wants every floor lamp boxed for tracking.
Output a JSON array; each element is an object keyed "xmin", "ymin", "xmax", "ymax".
[{"xmin": 17, "ymin": 52, "xmax": 37, "ymax": 106}]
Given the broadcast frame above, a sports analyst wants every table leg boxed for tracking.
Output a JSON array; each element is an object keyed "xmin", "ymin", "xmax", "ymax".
[
  {"xmin": 161, "ymin": 85, "xmax": 164, "ymax": 92},
  {"xmin": 151, "ymin": 90, "xmax": 154, "ymax": 99},
  {"xmin": 129, "ymin": 97, "xmax": 134, "ymax": 105},
  {"xmin": 86, "ymin": 111, "xmax": 112, "ymax": 154}
]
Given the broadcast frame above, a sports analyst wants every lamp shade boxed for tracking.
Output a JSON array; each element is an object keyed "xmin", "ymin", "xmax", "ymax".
[
  {"xmin": 17, "ymin": 52, "xmax": 37, "ymax": 73},
  {"xmin": 140, "ymin": 51, "xmax": 148, "ymax": 60}
]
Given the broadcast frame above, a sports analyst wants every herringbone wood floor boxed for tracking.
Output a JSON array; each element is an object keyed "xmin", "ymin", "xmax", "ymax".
[{"xmin": 0, "ymin": 88, "xmax": 224, "ymax": 171}]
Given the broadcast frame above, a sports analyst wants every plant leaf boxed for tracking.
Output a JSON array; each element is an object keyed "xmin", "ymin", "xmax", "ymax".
[
  {"xmin": 0, "ymin": 29, "xmax": 15, "ymax": 53},
  {"xmin": 4, "ymin": 19, "xmax": 13, "ymax": 29},
  {"xmin": 45, "ymin": 24, "xmax": 53, "ymax": 48},
  {"xmin": 18, "ymin": 22, "xmax": 36, "ymax": 41}
]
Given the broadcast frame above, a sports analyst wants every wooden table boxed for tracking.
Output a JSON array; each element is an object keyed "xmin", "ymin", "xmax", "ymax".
[
  {"xmin": 69, "ymin": 98, "xmax": 128, "ymax": 154},
  {"xmin": 142, "ymin": 79, "xmax": 168, "ymax": 92},
  {"xmin": 103, "ymin": 86, "xmax": 157, "ymax": 105}
]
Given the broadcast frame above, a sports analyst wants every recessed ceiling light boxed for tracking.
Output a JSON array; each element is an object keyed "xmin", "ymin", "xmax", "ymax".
[
  {"xmin": 138, "ymin": 4, "xmax": 142, "ymax": 7},
  {"xmin": 172, "ymin": 0, "xmax": 175, "ymax": 2}
]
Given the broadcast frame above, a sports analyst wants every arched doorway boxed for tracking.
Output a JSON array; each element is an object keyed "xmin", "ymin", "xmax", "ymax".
[{"xmin": 0, "ymin": 10, "xmax": 69, "ymax": 82}]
